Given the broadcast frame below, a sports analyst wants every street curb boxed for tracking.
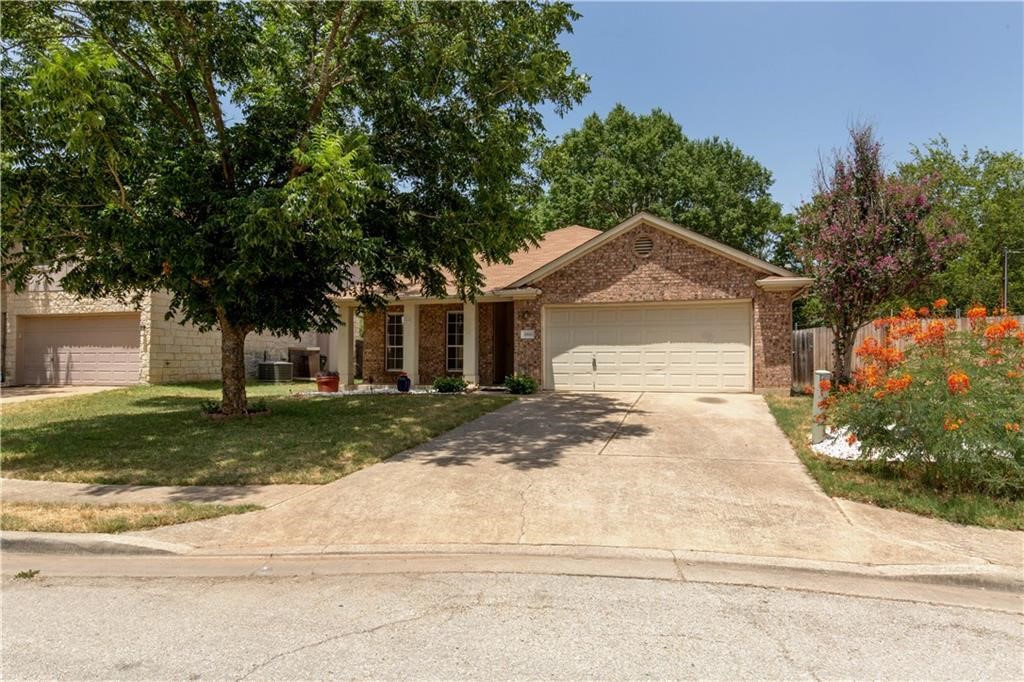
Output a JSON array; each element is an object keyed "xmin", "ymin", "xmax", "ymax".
[
  {"xmin": 0, "ymin": 531, "xmax": 193, "ymax": 556},
  {"xmin": 3, "ymin": 533, "xmax": 1021, "ymax": 594}
]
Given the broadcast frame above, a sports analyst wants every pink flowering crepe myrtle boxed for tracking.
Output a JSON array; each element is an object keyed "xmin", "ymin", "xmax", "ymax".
[{"xmin": 797, "ymin": 126, "xmax": 964, "ymax": 382}]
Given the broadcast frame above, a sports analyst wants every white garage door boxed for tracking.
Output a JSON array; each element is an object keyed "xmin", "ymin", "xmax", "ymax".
[
  {"xmin": 546, "ymin": 302, "xmax": 752, "ymax": 392},
  {"xmin": 16, "ymin": 314, "xmax": 141, "ymax": 385}
]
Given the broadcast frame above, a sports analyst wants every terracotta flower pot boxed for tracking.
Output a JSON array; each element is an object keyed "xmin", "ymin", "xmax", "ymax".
[{"xmin": 316, "ymin": 375, "xmax": 340, "ymax": 393}]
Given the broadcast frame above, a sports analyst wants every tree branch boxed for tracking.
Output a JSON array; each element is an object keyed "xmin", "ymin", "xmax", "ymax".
[
  {"xmin": 86, "ymin": 20, "xmax": 199, "ymax": 138},
  {"xmin": 289, "ymin": 3, "xmax": 367, "ymax": 180},
  {"xmin": 199, "ymin": 60, "xmax": 234, "ymax": 188},
  {"xmin": 170, "ymin": 49, "xmax": 204, "ymax": 132}
]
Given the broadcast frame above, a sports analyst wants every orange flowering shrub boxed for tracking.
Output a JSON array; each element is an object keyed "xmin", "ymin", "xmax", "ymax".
[
  {"xmin": 823, "ymin": 303, "xmax": 1024, "ymax": 497},
  {"xmin": 946, "ymin": 371, "xmax": 970, "ymax": 394}
]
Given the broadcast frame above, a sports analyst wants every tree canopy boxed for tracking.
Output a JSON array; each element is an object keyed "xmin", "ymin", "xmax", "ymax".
[
  {"xmin": 1, "ymin": 0, "xmax": 588, "ymax": 413},
  {"xmin": 897, "ymin": 138, "xmax": 1024, "ymax": 313},
  {"xmin": 532, "ymin": 104, "xmax": 786, "ymax": 259}
]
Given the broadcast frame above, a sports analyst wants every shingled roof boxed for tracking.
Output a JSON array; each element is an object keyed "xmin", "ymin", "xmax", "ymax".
[{"xmin": 394, "ymin": 224, "xmax": 601, "ymax": 297}]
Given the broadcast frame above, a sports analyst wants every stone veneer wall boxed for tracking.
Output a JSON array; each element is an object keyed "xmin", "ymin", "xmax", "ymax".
[
  {"xmin": 146, "ymin": 292, "xmax": 318, "ymax": 382},
  {"xmin": 2, "ymin": 283, "xmax": 145, "ymax": 384},
  {"xmin": 515, "ymin": 222, "xmax": 794, "ymax": 391},
  {"xmin": 1, "ymin": 283, "xmax": 317, "ymax": 384}
]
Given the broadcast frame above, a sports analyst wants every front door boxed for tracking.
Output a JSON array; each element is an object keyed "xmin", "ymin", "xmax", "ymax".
[{"xmin": 491, "ymin": 302, "xmax": 515, "ymax": 385}]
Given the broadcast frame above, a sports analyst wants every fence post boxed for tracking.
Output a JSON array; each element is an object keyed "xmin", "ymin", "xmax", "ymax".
[{"xmin": 812, "ymin": 369, "xmax": 832, "ymax": 445}]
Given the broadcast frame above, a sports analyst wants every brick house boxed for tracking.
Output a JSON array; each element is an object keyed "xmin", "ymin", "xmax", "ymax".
[
  {"xmin": 344, "ymin": 213, "xmax": 811, "ymax": 393},
  {"xmin": 1, "ymin": 280, "xmax": 321, "ymax": 386}
]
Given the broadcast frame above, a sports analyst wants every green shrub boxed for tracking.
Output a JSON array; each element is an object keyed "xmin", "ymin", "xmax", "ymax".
[
  {"xmin": 432, "ymin": 376, "xmax": 468, "ymax": 393},
  {"xmin": 503, "ymin": 373, "xmax": 538, "ymax": 395},
  {"xmin": 823, "ymin": 304, "xmax": 1024, "ymax": 497}
]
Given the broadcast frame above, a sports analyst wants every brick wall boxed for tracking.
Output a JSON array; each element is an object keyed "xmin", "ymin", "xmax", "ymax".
[
  {"xmin": 519, "ymin": 222, "xmax": 793, "ymax": 390},
  {"xmin": 360, "ymin": 223, "xmax": 795, "ymax": 392},
  {"xmin": 362, "ymin": 305, "xmax": 403, "ymax": 385},
  {"xmin": 753, "ymin": 290, "xmax": 793, "ymax": 391},
  {"xmin": 477, "ymin": 302, "xmax": 495, "ymax": 385},
  {"xmin": 512, "ymin": 298, "xmax": 543, "ymax": 381},
  {"xmin": 418, "ymin": 302, "xmax": 462, "ymax": 384}
]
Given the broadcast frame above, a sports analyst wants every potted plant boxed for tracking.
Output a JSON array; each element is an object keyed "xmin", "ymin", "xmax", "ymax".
[
  {"xmin": 316, "ymin": 370, "xmax": 340, "ymax": 393},
  {"xmin": 396, "ymin": 371, "xmax": 412, "ymax": 393}
]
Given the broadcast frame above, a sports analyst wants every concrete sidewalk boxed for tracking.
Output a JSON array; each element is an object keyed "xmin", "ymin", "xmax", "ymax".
[{"xmin": 1, "ymin": 478, "xmax": 317, "ymax": 507}]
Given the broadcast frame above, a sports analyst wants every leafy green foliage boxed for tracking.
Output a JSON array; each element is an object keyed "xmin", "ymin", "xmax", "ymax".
[
  {"xmin": 897, "ymin": 138, "xmax": 1024, "ymax": 313},
  {"xmin": 503, "ymin": 373, "xmax": 538, "ymax": 394},
  {"xmin": 822, "ymin": 309, "xmax": 1024, "ymax": 498},
  {"xmin": 432, "ymin": 376, "xmax": 468, "ymax": 393},
  {"xmin": 533, "ymin": 104, "xmax": 787, "ymax": 259},
  {"xmin": 766, "ymin": 395, "xmax": 1023, "ymax": 529},
  {"xmin": 1, "ymin": 1, "xmax": 588, "ymax": 412}
]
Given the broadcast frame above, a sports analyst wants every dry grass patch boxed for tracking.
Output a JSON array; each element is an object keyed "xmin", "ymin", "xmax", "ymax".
[{"xmin": 0, "ymin": 502, "xmax": 260, "ymax": 534}]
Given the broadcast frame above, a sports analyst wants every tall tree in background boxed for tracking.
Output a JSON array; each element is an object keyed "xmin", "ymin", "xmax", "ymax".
[
  {"xmin": 897, "ymin": 138, "xmax": 1024, "ymax": 312},
  {"xmin": 2, "ymin": 1, "xmax": 587, "ymax": 414},
  {"xmin": 798, "ymin": 126, "xmax": 961, "ymax": 382},
  {"xmin": 533, "ymin": 104, "xmax": 786, "ymax": 259}
]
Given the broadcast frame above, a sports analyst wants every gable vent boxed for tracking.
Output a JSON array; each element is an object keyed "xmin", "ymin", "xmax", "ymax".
[{"xmin": 633, "ymin": 236, "xmax": 654, "ymax": 257}]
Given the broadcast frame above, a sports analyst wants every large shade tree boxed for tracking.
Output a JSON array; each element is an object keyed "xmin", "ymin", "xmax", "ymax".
[
  {"xmin": 897, "ymin": 138, "xmax": 1024, "ymax": 313},
  {"xmin": 797, "ymin": 125, "xmax": 961, "ymax": 382},
  {"xmin": 2, "ymin": 1, "xmax": 588, "ymax": 414},
  {"xmin": 533, "ymin": 104, "xmax": 786, "ymax": 259}
]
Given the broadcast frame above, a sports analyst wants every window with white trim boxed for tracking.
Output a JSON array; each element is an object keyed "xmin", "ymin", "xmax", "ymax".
[
  {"xmin": 386, "ymin": 313, "xmax": 404, "ymax": 371},
  {"xmin": 446, "ymin": 310, "xmax": 464, "ymax": 373}
]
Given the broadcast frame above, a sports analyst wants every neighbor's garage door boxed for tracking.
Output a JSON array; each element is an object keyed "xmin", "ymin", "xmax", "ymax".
[
  {"xmin": 546, "ymin": 302, "xmax": 752, "ymax": 392},
  {"xmin": 16, "ymin": 314, "xmax": 141, "ymax": 385}
]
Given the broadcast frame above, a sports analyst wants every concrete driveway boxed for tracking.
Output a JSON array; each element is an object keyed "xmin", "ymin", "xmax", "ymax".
[
  {"xmin": 1, "ymin": 385, "xmax": 121, "ymax": 405},
  {"xmin": 144, "ymin": 393, "xmax": 1023, "ymax": 569}
]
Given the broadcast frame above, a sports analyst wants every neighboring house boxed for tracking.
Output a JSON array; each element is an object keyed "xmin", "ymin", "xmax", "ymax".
[
  {"xmin": 1, "ymin": 277, "xmax": 322, "ymax": 386},
  {"xmin": 341, "ymin": 213, "xmax": 811, "ymax": 393}
]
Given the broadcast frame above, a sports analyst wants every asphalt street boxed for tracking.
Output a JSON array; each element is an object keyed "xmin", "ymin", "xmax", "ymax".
[{"xmin": 3, "ymin": 572, "xmax": 1021, "ymax": 680}]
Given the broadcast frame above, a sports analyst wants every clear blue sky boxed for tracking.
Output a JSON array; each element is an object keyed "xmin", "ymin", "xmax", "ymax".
[{"xmin": 541, "ymin": 1, "xmax": 1023, "ymax": 212}]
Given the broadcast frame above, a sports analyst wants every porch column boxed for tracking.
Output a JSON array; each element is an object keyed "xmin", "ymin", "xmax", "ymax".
[
  {"xmin": 403, "ymin": 302, "xmax": 420, "ymax": 385},
  {"xmin": 333, "ymin": 303, "xmax": 355, "ymax": 386},
  {"xmin": 463, "ymin": 302, "xmax": 479, "ymax": 385}
]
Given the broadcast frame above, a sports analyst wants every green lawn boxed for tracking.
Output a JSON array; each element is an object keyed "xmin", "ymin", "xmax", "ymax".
[
  {"xmin": 1, "ymin": 383, "xmax": 515, "ymax": 486},
  {"xmin": 765, "ymin": 395, "xmax": 1024, "ymax": 530}
]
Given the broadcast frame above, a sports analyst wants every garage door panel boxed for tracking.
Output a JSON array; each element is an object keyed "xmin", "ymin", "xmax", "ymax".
[
  {"xmin": 17, "ymin": 314, "xmax": 140, "ymax": 385},
  {"xmin": 545, "ymin": 303, "xmax": 751, "ymax": 393}
]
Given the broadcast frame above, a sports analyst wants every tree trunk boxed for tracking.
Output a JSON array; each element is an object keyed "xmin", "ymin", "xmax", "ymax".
[
  {"xmin": 832, "ymin": 325, "xmax": 856, "ymax": 385},
  {"xmin": 218, "ymin": 312, "xmax": 250, "ymax": 416}
]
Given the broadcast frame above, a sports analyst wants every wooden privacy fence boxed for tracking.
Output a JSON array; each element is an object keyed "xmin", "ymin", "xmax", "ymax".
[{"xmin": 791, "ymin": 315, "xmax": 1024, "ymax": 388}]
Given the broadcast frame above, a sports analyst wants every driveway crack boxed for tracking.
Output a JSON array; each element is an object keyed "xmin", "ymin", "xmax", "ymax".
[
  {"xmin": 597, "ymin": 392, "xmax": 644, "ymax": 456},
  {"xmin": 517, "ymin": 476, "xmax": 535, "ymax": 543}
]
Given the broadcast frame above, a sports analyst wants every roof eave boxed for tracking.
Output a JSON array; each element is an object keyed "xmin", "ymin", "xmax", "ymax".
[
  {"xmin": 331, "ymin": 287, "xmax": 541, "ymax": 306},
  {"xmin": 755, "ymin": 276, "xmax": 815, "ymax": 295}
]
